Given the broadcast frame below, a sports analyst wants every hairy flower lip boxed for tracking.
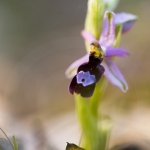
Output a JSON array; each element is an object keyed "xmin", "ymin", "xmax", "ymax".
[{"xmin": 69, "ymin": 55, "xmax": 105, "ymax": 97}]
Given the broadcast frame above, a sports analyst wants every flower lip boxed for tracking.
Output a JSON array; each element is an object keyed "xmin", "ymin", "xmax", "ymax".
[
  {"xmin": 69, "ymin": 73, "xmax": 96, "ymax": 97},
  {"xmin": 69, "ymin": 54, "xmax": 105, "ymax": 97}
]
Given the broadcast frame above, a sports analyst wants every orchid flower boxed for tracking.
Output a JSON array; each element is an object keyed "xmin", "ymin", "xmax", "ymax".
[
  {"xmin": 66, "ymin": 11, "xmax": 137, "ymax": 92},
  {"xmin": 69, "ymin": 45, "xmax": 105, "ymax": 97}
]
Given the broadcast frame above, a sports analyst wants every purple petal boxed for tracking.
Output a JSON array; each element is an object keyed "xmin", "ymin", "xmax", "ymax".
[
  {"xmin": 104, "ymin": 47, "xmax": 129, "ymax": 57},
  {"xmin": 81, "ymin": 30, "xmax": 97, "ymax": 44},
  {"xmin": 65, "ymin": 54, "xmax": 89, "ymax": 78},
  {"xmin": 100, "ymin": 11, "xmax": 115, "ymax": 46},
  {"xmin": 115, "ymin": 12, "xmax": 137, "ymax": 33},
  {"xmin": 122, "ymin": 22, "xmax": 136, "ymax": 33},
  {"xmin": 103, "ymin": 58, "xmax": 128, "ymax": 92}
]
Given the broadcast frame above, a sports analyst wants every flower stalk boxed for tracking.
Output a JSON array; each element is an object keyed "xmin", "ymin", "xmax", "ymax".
[{"xmin": 75, "ymin": 95, "xmax": 101, "ymax": 150}]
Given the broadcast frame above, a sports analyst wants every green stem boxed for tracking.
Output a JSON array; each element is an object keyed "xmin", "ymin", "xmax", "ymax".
[
  {"xmin": 85, "ymin": 0, "xmax": 104, "ymax": 38},
  {"xmin": 12, "ymin": 136, "xmax": 18, "ymax": 150},
  {"xmin": 89, "ymin": 77, "xmax": 107, "ymax": 120},
  {"xmin": 84, "ymin": 0, "xmax": 104, "ymax": 52},
  {"xmin": 75, "ymin": 95, "xmax": 100, "ymax": 150}
]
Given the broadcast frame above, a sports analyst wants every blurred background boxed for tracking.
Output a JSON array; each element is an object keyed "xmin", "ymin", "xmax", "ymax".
[{"xmin": 0, "ymin": 0, "xmax": 150, "ymax": 150}]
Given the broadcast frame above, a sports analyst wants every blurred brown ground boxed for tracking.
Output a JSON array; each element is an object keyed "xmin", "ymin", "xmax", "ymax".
[{"xmin": 0, "ymin": 0, "xmax": 150, "ymax": 150}]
